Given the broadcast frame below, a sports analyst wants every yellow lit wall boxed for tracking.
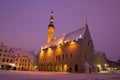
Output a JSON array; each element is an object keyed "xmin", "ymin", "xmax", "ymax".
[{"xmin": 47, "ymin": 27, "xmax": 54, "ymax": 43}]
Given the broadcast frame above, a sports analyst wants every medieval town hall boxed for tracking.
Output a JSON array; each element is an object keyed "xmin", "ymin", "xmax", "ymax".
[{"xmin": 38, "ymin": 11, "xmax": 94, "ymax": 73}]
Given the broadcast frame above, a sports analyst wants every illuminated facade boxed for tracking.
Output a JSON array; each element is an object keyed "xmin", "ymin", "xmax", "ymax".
[
  {"xmin": 0, "ymin": 43, "xmax": 15, "ymax": 70},
  {"xmin": 38, "ymin": 11, "xmax": 94, "ymax": 73},
  {"xmin": 10, "ymin": 48, "xmax": 36, "ymax": 71},
  {"xmin": 94, "ymin": 51, "xmax": 107, "ymax": 71},
  {"xmin": 0, "ymin": 43, "xmax": 36, "ymax": 71}
]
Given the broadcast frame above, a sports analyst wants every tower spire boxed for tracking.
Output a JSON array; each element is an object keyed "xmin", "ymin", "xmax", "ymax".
[
  {"xmin": 50, "ymin": 10, "xmax": 54, "ymax": 23},
  {"xmin": 85, "ymin": 17, "xmax": 88, "ymax": 27},
  {"xmin": 85, "ymin": 17, "xmax": 88, "ymax": 24},
  {"xmin": 47, "ymin": 10, "xmax": 55, "ymax": 43}
]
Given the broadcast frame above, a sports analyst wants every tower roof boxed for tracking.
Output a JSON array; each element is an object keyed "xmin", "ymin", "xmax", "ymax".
[{"xmin": 48, "ymin": 10, "xmax": 54, "ymax": 28}]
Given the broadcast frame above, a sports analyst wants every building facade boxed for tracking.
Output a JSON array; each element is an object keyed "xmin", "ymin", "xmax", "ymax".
[
  {"xmin": 0, "ymin": 43, "xmax": 15, "ymax": 70},
  {"xmin": 94, "ymin": 51, "xmax": 107, "ymax": 71},
  {"xmin": 38, "ymin": 11, "xmax": 94, "ymax": 73},
  {"xmin": 0, "ymin": 43, "xmax": 36, "ymax": 71},
  {"xmin": 10, "ymin": 48, "xmax": 36, "ymax": 71},
  {"xmin": 94, "ymin": 51, "xmax": 120, "ymax": 72}
]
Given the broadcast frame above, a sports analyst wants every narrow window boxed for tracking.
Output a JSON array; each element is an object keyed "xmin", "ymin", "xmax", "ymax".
[
  {"xmin": 2, "ymin": 58, "xmax": 5, "ymax": 62},
  {"xmin": 56, "ymin": 56, "xmax": 57, "ymax": 61},
  {"xmin": 70, "ymin": 53, "xmax": 72, "ymax": 59},
  {"xmin": 65, "ymin": 54, "xmax": 67, "ymax": 60},
  {"xmin": 0, "ymin": 49, "xmax": 2, "ymax": 52},
  {"xmin": 62, "ymin": 55, "xmax": 64, "ymax": 60}
]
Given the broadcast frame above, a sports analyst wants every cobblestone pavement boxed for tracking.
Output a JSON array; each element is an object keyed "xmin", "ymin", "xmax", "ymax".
[{"xmin": 0, "ymin": 70, "xmax": 120, "ymax": 80}]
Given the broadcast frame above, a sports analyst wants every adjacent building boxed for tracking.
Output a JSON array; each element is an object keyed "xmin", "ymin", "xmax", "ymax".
[
  {"xmin": 0, "ymin": 43, "xmax": 15, "ymax": 70},
  {"xmin": 94, "ymin": 51, "xmax": 107, "ymax": 71},
  {"xmin": 9, "ymin": 48, "xmax": 36, "ymax": 71},
  {"xmin": 0, "ymin": 43, "xmax": 36, "ymax": 71},
  {"xmin": 38, "ymin": 11, "xmax": 94, "ymax": 73},
  {"xmin": 94, "ymin": 51, "xmax": 120, "ymax": 72}
]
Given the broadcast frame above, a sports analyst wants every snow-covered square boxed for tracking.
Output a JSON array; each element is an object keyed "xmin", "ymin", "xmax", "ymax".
[{"xmin": 0, "ymin": 70, "xmax": 120, "ymax": 80}]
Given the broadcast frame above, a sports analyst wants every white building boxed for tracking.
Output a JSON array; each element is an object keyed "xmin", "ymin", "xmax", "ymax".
[
  {"xmin": 0, "ymin": 43, "xmax": 36, "ymax": 71},
  {"xmin": 0, "ymin": 43, "xmax": 15, "ymax": 70}
]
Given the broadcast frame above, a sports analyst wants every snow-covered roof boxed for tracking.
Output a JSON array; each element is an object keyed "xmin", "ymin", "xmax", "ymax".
[
  {"xmin": 9, "ymin": 48, "xmax": 36, "ymax": 59},
  {"xmin": 43, "ymin": 26, "xmax": 86, "ymax": 49}
]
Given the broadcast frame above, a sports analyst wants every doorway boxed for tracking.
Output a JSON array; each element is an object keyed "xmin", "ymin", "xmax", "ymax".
[{"xmin": 75, "ymin": 64, "xmax": 78, "ymax": 72}]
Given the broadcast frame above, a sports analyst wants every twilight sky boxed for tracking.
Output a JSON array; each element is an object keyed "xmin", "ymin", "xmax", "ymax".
[{"xmin": 0, "ymin": 0, "xmax": 120, "ymax": 60}]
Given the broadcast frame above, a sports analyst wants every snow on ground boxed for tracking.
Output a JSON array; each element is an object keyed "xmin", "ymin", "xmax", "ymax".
[{"xmin": 0, "ymin": 70, "xmax": 120, "ymax": 80}]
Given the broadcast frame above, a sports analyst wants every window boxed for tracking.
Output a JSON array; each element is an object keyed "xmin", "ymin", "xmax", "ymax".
[
  {"xmin": 56, "ymin": 56, "xmax": 57, "ymax": 61},
  {"xmin": 88, "ymin": 40, "xmax": 92, "ymax": 45},
  {"xmin": 58, "ymin": 55, "xmax": 60, "ymax": 60},
  {"xmin": 65, "ymin": 54, "xmax": 67, "ymax": 59},
  {"xmin": 3, "ymin": 54, "xmax": 6, "ymax": 57},
  {"xmin": 16, "ymin": 59, "xmax": 18, "ymax": 61},
  {"xmin": 10, "ymin": 59, "xmax": 12, "ymax": 62},
  {"xmin": 6, "ymin": 59, "xmax": 9, "ymax": 62},
  {"xmin": 0, "ymin": 49, "xmax": 2, "ymax": 52},
  {"xmin": 70, "ymin": 53, "xmax": 72, "ymax": 59},
  {"xmin": 88, "ymin": 41, "xmax": 90, "ymax": 45},
  {"xmin": 2, "ymin": 58, "xmax": 5, "ymax": 62},
  {"xmin": 4, "ymin": 50, "xmax": 7, "ymax": 52},
  {"xmin": 62, "ymin": 55, "xmax": 64, "ymax": 60}
]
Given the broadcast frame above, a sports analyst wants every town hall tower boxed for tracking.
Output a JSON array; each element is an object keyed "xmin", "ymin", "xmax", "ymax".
[{"xmin": 47, "ymin": 10, "xmax": 55, "ymax": 43}]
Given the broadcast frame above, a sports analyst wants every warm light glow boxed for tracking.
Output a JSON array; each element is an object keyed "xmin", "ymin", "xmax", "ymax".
[
  {"xmin": 41, "ymin": 50, "xmax": 44, "ymax": 53},
  {"xmin": 9, "ymin": 63, "xmax": 16, "ymax": 67},
  {"xmin": 97, "ymin": 64, "xmax": 102, "ymax": 71},
  {"xmin": 56, "ymin": 45, "xmax": 62, "ymax": 55},
  {"xmin": 47, "ymin": 47, "xmax": 53, "ymax": 57},
  {"xmin": 68, "ymin": 41, "xmax": 78, "ymax": 52},
  {"xmin": 58, "ymin": 41, "xmax": 62, "ymax": 44},
  {"xmin": 104, "ymin": 63, "xmax": 108, "ymax": 67},
  {"xmin": 48, "ymin": 48, "xmax": 52, "ymax": 51},
  {"xmin": 40, "ymin": 50, "xmax": 44, "ymax": 58},
  {"xmin": 57, "ymin": 44, "xmax": 61, "ymax": 48},
  {"xmin": 63, "ymin": 64, "xmax": 68, "ymax": 72},
  {"xmin": 70, "ymin": 41, "xmax": 76, "ymax": 45}
]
